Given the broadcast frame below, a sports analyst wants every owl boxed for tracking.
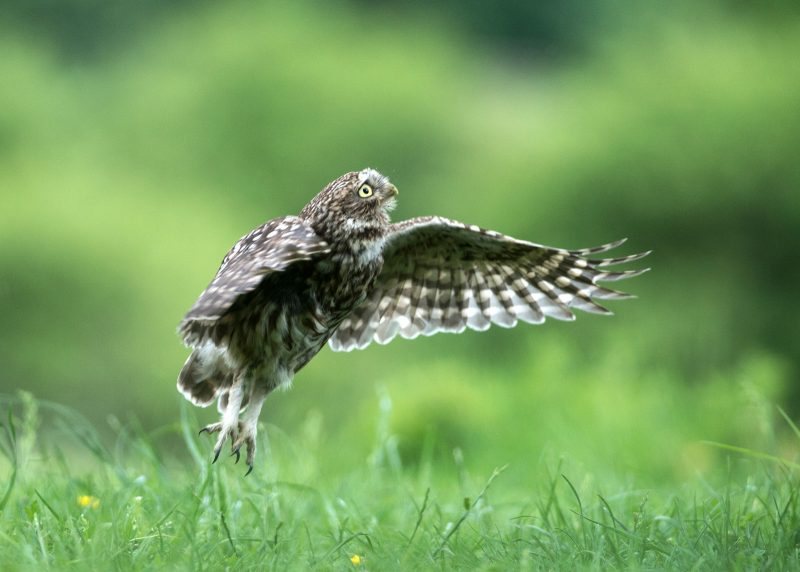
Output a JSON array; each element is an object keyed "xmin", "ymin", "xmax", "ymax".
[{"xmin": 178, "ymin": 168, "xmax": 649, "ymax": 473}]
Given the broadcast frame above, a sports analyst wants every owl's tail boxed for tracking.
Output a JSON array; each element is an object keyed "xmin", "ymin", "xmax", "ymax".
[{"xmin": 177, "ymin": 349, "xmax": 232, "ymax": 407}]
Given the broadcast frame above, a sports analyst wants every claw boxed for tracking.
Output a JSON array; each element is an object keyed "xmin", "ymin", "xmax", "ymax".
[
  {"xmin": 245, "ymin": 437, "xmax": 256, "ymax": 470},
  {"xmin": 200, "ymin": 422, "xmax": 223, "ymax": 436},
  {"xmin": 201, "ymin": 408, "xmax": 260, "ymax": 474}
]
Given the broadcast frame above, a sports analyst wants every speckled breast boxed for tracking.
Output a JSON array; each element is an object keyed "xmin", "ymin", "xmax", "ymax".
[{"xmin": 227, "ymin": 249, "xmax": 383, "ymax": 375}]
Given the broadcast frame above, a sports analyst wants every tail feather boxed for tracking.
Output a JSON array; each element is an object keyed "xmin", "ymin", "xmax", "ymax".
[{"xmin": 177, "ymin": 350, "xmax": 231, "ymax": 407}]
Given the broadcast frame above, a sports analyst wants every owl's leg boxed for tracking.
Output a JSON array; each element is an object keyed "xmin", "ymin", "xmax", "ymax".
[
  {"xmin": 231, "ymin": 388, "xmax": 266, "ymax": 476},
  {"xmin": 199, "ymin": 373, "xmax": 245, "ymax": 463}
]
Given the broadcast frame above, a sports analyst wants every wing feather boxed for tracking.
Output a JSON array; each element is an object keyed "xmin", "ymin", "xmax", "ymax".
[
  {"xmin": 399, "ymin": 265, "xmax": 428, "ymax": 337},
  {"xmin": 464, "ymin": 267, "xmax": 492, "ymax": 330},
  {"xmin": 179, "ymin": 216, "xmax": 330, "ymax": 345},
  {"xmin": 328, "ymin": 216, "xmax": 649, "ymax": 352}
]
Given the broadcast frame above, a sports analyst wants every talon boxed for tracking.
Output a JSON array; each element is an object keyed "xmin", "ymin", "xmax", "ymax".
[
  {"xmin": 200, "ymin": 397, "xmax": 261, "ymax": 473},
  {"xmin": 200, "ymin": 422, "xmax": 223, "ymax": 436},
  {"xmin": 246, "ymin": 438, "xmax": 256, "ymax": 472}
]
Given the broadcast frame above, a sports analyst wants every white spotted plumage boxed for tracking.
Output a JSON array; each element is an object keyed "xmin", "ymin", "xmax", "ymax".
[
  {"xmin": 327, "ymin": 217, "xmax": 650, "ymax": 351},
  {"xmin": 176, "ymin": 169, "xmax": 649, "ymax": 473}
]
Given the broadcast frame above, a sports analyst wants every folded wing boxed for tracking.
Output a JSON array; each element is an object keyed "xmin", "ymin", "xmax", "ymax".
[{"xmin": 179, "ymin": 216, "xmax": 330, "ymax": 345}]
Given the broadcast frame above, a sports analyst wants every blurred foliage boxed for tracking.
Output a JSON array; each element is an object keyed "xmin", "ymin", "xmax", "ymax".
[
  {"xmin": 0, "ymin": 0, "xmax": 799, "ymax": 485},
  {"xmin": 0, "ymin": 0, "xmax": 199, "ymax": 61}
]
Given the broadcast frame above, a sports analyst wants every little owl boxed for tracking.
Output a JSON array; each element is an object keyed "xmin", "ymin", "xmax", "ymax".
[{"xmin": 178, "ymin": 168, "xmax": 649, "ymax": 473}]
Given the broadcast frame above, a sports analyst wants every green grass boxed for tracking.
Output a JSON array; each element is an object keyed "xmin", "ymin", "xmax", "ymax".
[{"xmin": 1, "ymin": 393, "xmax": 799, "ymax": 571}]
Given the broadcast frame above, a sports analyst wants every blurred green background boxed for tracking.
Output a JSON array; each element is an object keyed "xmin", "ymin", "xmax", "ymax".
[{"xmin": 1, "ymin": 0, "xmax": 798, "ymax": 486}]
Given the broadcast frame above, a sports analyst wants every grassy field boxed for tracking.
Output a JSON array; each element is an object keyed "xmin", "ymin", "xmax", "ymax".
[{"xmin": 2, "ymin": 393, "xmax": 799, "ymax": 571}]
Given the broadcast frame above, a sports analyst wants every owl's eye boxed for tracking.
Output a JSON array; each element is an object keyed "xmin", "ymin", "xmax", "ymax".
[{"xmin": 358, "ymin": 184, "xmax": 373, "ymax": 198}]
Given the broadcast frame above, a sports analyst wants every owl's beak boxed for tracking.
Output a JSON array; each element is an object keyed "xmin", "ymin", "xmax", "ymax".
[{"xmin": 379, "ymin": 184, "xmax": 399, "ymax": 212}]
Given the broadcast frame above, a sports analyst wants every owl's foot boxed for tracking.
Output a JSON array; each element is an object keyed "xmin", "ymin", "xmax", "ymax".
[
  {"xmin": 199, "ymin": 377, "xmax": 246, "ymax": 466},
  {"xmin": 199, "ymin": 384, "xmax": 266, "ymax": 475},
  {"xmin": 198, "ymin": 421, "xmax": 223, "ymax": 435},
  {"xmin": 230, "ymin": 421, "xmax": 258, "ymax": 476},
  {"xmin": 233, "ymin": 391, "xmax": 267, "ymax": 475},
  {"xmin": 199, "ymin": 421, "xmax": 240, "ymax": 464}
]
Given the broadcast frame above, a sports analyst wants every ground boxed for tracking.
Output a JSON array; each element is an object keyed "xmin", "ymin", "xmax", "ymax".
[{"xmin": 1, "ymin": 393, "xmax": 799, "ymax": 571}]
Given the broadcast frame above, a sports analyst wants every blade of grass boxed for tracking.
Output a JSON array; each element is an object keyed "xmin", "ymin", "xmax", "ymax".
[
  {"xmin": 701, "ymin": 441, "xmax": 800, "ymax": 470},
  {"xmin": 220, "ymin": 510, "xmax": 239, "ymax": 556},
  {"xmin": 777, "ymin": 407, "xmax": 800, "ymax": 441},
  {"xmin": 180, "ymin": 401, "xmax": 207, "ymax": 476},
  {"xmin": 406, "ymin": 487, "xmax": 430, "ymax": 548},
  {"xmin": 0, "ymin": 408, "xmax": 18, "ymax": 512},
  {"xmin": 34, "ymin": 490, "xmax": 63, "ymax": 523},
  {"xmin": 433, "ymin": 464, "xmax": 507, "ymax": 558},
  {"xmin": 312, "ymin": 532, "xmax": 371, "ymax": 566},
  {"xmin": 598, "ymin": 494, "xmax": 629, "ymax": 532},
  {"xmin": 562, "ymin": 474, "xmax": 588, "ymax": 546}
]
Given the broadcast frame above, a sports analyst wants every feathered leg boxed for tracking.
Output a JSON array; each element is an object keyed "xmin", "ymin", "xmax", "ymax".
[
  {"xmin": 231, "ymin": 388, "xmax": 266, "ymax": 475},
  {"xmin": 199, "ymin": 373, "xmax": 244, "ymax": 463}
]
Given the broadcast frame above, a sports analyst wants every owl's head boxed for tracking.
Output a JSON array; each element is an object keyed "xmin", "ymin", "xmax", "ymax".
[{"xmin": 301, "ymin": 168, "xmax": 399, "ymax": 238}]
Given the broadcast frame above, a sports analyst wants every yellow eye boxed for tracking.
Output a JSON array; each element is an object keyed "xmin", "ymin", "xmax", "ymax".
[{"xmin": 358, "ymin": 184, "xmax": 373, "ymax": 198}]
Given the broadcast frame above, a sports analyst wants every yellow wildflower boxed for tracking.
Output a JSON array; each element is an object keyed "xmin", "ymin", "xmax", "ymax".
[
  {"xmin": 77, "ymin": 495, "xmax": 100, "ymax": 509},
  {"xmin": 350, "ymin": 554, "xmax": 362, "ymax": 566}
]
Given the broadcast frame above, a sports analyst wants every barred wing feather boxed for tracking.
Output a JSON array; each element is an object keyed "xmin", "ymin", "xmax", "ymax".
[
  {"xmin": 180, "ymin": 216, "xmax": 330, "ymax": 342},
  {"xmin": 328, "ymin": 216, "xmax": 649, "ymax": 352}
]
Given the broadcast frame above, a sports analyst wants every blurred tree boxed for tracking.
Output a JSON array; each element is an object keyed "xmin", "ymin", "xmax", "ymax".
[
  {"xmin": 0, "ymin": 0, "xmax": 798, "ymax": 437},
  {"xmin": 0, "ymin": 0, "xmax": 203, "ymax": 60},
  {"xmin": 355, "ymin": 0, "xmax": 609, "ymax": 59}
]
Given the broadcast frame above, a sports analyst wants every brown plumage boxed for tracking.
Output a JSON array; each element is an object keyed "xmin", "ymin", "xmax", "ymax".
[{"xmin": 177, "ymin": 168, "xmax": 649, "ymax": 473}]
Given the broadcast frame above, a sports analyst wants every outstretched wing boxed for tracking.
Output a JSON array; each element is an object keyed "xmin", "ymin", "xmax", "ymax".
[
  {"xmin": 179, "ymin": 216, "xmax": 330, "ymax": 342},
  {"xmin": 328, "ymin": 216, "xmax": 649, "ymax": 352}
]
